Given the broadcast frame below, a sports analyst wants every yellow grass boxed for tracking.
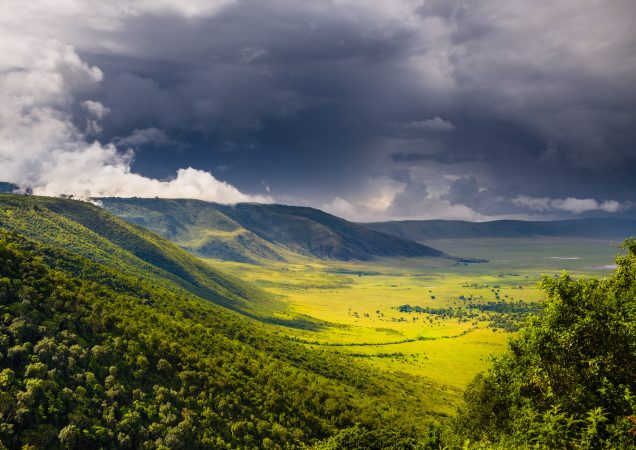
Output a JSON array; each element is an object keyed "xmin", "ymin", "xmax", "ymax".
[{"xmin": 205, "ymin": 238, "xmax": 617, "ymax": 393}]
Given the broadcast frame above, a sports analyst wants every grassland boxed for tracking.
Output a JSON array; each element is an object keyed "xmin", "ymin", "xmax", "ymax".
[{"xmin": 208, "ymin": 237, "xmax": 619, "ymax": 399}]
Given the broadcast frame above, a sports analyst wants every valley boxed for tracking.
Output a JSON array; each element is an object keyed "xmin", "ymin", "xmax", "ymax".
[
  {"xmin": 4, "ymin": 2, "xmax": 635, "ymax": 447},
  {"xmin": 99, "ymin": 197, "xmax": 623, "ymax": 399},
  {"xmin": 208, "ymin": 237, "xmax": 619, "ymax": 391},
  {"xmin": 0, "ymin": 193, "xmax": 631, "ymax": 448}
]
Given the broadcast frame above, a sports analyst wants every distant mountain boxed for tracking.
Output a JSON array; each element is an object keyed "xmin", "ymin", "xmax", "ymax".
[
  {"xmin": 0, "ymin": 181, "xmax": 18, "ymax": 193},
  {"xmin": 362, "ymin": 218, "xmax": 636, "ymax": 241},
  {"xmin": 99, "ymin": 198, "xmax": 445, "ymax": 262}
]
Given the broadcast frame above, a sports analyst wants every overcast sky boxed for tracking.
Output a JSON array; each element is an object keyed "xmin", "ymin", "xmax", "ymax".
[{"xmin": 1, "ymin": 0, "xmax": 635, "ymax": 221}]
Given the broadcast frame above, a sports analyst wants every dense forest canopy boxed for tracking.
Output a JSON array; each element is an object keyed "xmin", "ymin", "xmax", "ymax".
[{"xmin": 0, "ymin": 230, "xmax": 440, "ymax": 449}]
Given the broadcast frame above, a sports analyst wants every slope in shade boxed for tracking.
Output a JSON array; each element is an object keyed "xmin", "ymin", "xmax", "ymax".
[
  {"xmin": 99, "ymin": 197, "xmax": 286, "ymax": 263},
  {"xmin": 99, "ymin": 197, "xmax": 445, "ymax": 262}
]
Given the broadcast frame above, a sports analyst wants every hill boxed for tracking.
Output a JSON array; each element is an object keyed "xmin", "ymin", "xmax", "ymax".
[
  {"xmin": 99, "ymin": 197, "xmax": 445, "ymax": 262},
  {"xmin": 362, "ymin": 218, "xmax": 636, "ymax": 241},
  {"xmin": 0, "ymin": 194, "xmax": 443, "ymax": 448},
  {"xmin": 98, "ymin": 198, "xmax": 288, "ymax": 263},
  {"xmin": 0, "ymin": 194, "xmax": 270, "ymax": 314},
  {"xmin": 0, "ymin": 182, "xmax": 18, "ymax": 193}
]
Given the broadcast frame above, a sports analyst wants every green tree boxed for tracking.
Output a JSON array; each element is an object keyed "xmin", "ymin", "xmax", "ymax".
[{"xmin": 454, "ymin": 239, "xmax": 636, "ymax": 449}]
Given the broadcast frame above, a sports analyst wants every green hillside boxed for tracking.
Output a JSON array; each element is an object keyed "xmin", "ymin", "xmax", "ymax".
[
  {"xmin": 0, "ymin": 195, "xmax": 272, "ymax": 314},
  {"xmin": 99, "ymin": 198, "xmax": 288, "ymax": 263},
  {"xmin": 0, "ymin": 195, "xmax": 447, "ymax": 448},
  {"xmin": 216, "ymin": 203, "xmax": 445, "ymax": 260},
  {"xmin": 363, "ymin": 218, "xmax": 636, "ymax": 241},
  {"xmin": 100, "ymin": 198, "xmax": 445, "ymax": 262}
]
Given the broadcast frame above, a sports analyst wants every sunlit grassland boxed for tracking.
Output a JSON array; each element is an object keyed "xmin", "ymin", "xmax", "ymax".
[{"xmin": 206, "ymin": 238, "xmax": 619, "ymax": 395}]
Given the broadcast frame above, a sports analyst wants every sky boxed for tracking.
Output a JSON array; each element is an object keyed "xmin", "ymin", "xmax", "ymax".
[{"xmin": 1, "ymin": 0, "xmax": 635, "ymax": 221}]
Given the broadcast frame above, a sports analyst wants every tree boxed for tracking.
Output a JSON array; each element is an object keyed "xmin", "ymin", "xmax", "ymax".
[{"xmin": 453, "ymin": 239, "xmax": 636, "ymax": 448}]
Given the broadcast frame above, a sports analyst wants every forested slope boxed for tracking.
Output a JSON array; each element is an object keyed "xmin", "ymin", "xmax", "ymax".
[
  {"xmin": 0, "ymin": 195, "xmax": 448, "ymax": 449},
  {"xmin": 0, "ymin": 195, "xmax": 270, "ymax": 314},
  {"xmin": 3, "ymin": 194, "xmax": 632, "ymax": 448}
]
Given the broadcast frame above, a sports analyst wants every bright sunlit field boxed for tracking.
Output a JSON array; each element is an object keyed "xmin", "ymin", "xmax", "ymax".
[{"xmin": 207, "ymin": 237, "xmax": 619, "ymax": 396}]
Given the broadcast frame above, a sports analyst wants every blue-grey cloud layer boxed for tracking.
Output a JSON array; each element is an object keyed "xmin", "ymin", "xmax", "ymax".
[{"xmin": 6, "ymin": 0, "xmax": 636, "ymax": 219}]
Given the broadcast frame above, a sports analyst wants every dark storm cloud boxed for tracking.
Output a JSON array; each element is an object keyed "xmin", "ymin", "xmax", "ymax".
[
  {"xmin": 387, "ymin": 177, "xmax": 429, "ymax": 216},
  {"xmin": 5, "ymin": 0, "xmax": 636, "ymax": 218},
  {"xmin": 391, "ymin": 152, "xmax": 434, "ymax": 163},
  {"xmin": 443, "ymin": 175, "xmax": 521, "ymax": 216},
  {"xmin": 76, "ymin": 2, "xmax": 430, "ymax": 195},
  {"xmin": 390, "ymin": 151, "xmax": 482, "ymax": 164}
]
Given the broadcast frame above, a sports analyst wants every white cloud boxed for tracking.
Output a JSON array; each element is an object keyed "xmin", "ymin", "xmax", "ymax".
[
  {"xmin": 322, "ymin": 192, "xmax": 492, "ymax": 222},
  {"xmin": 134, "ymin": 0, "xmax": 237, "ymax": 18},
  {"xmin": 82, "ymin": 101, "xmax": 110, "ymax": 136},
  {"xmin": 512, "ymin": 195, "xmax": 622, "ymax": 214},
  {"xmin": 321, "ymin": 175, "xmax": 492, "ymax": 222},
  {"xmin": 359, "ymin": 179, "xmax": 404, "ymax": 213},
  {"xmin": 598, "ymin": 200, "xmax": 621, "ymax": 213},
  {"xmin": 0, "ymin": 34, "xmax": 270, "ymax": 204},
  {"xmin": 322, "ymin": 196, "xmax": 358, "ymax": 218},
  {"xmin": 1, "ymin": 0, "xmax": 632, "ymax": 213},
  {"xmin": 38, "ymin": 165, "xmax": 268, "ymax": 203},
  {"xmin": 0, "ymin": 1, "xmax": 237, "ymax": 61},
  {"xmin": 82, "ymin": 100, "xmax": 110, "ymax": 119}
]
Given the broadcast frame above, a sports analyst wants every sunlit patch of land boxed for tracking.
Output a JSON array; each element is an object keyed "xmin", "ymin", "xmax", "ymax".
[{"xmin": 206, "ymin": 237, "xmax": 618, "ymax": 395}]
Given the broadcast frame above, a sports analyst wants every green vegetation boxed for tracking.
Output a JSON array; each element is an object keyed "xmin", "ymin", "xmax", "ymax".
[
  {"xmin": 1, "ymin": 193, "xmax": 634, "ymax": 448},
  {"xmin": 208, "ymin": 235, "xmax": 635, "ymax": 448},
  {"xmin": 0, "ymin": 232, "xmax": 401, "ymax": 448},
  {"xmin": 100, "ymin": 198, "xmax": 288, "ymax": 263},
  {"xmin": 450, "ymin": 239, "xmax": 636, "ymax": 448},
  {"xmin": 395, "ymin": 299, "xmax": 542, "ymax": 332},
  {"xmin": 315, "ymin": 424, "xmax": 441, "ymax": 449},
  {"xmin": 0, "ymin": 195, "xmax": 445, "ymax": 448},
  {"xmin": 100, "ymin": 198, "xmax": 444, "ymax": 262},
  {"xmin": 0, "ymin": 194, "xmax": 276, "ymax": 315},
  {"xmin": 211, "ymin": 237, "xmax": 616, "ymax": 390}
]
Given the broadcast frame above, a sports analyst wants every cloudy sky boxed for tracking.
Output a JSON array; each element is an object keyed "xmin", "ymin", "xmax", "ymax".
[{"xmin": 1, "ymin": 0, "xmax": 635, "ymax": 221}]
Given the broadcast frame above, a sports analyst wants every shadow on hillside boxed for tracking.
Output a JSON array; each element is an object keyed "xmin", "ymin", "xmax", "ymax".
[{"xmin": 263, "ymin": 315, "xmax": 327, "ymax": 331}]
